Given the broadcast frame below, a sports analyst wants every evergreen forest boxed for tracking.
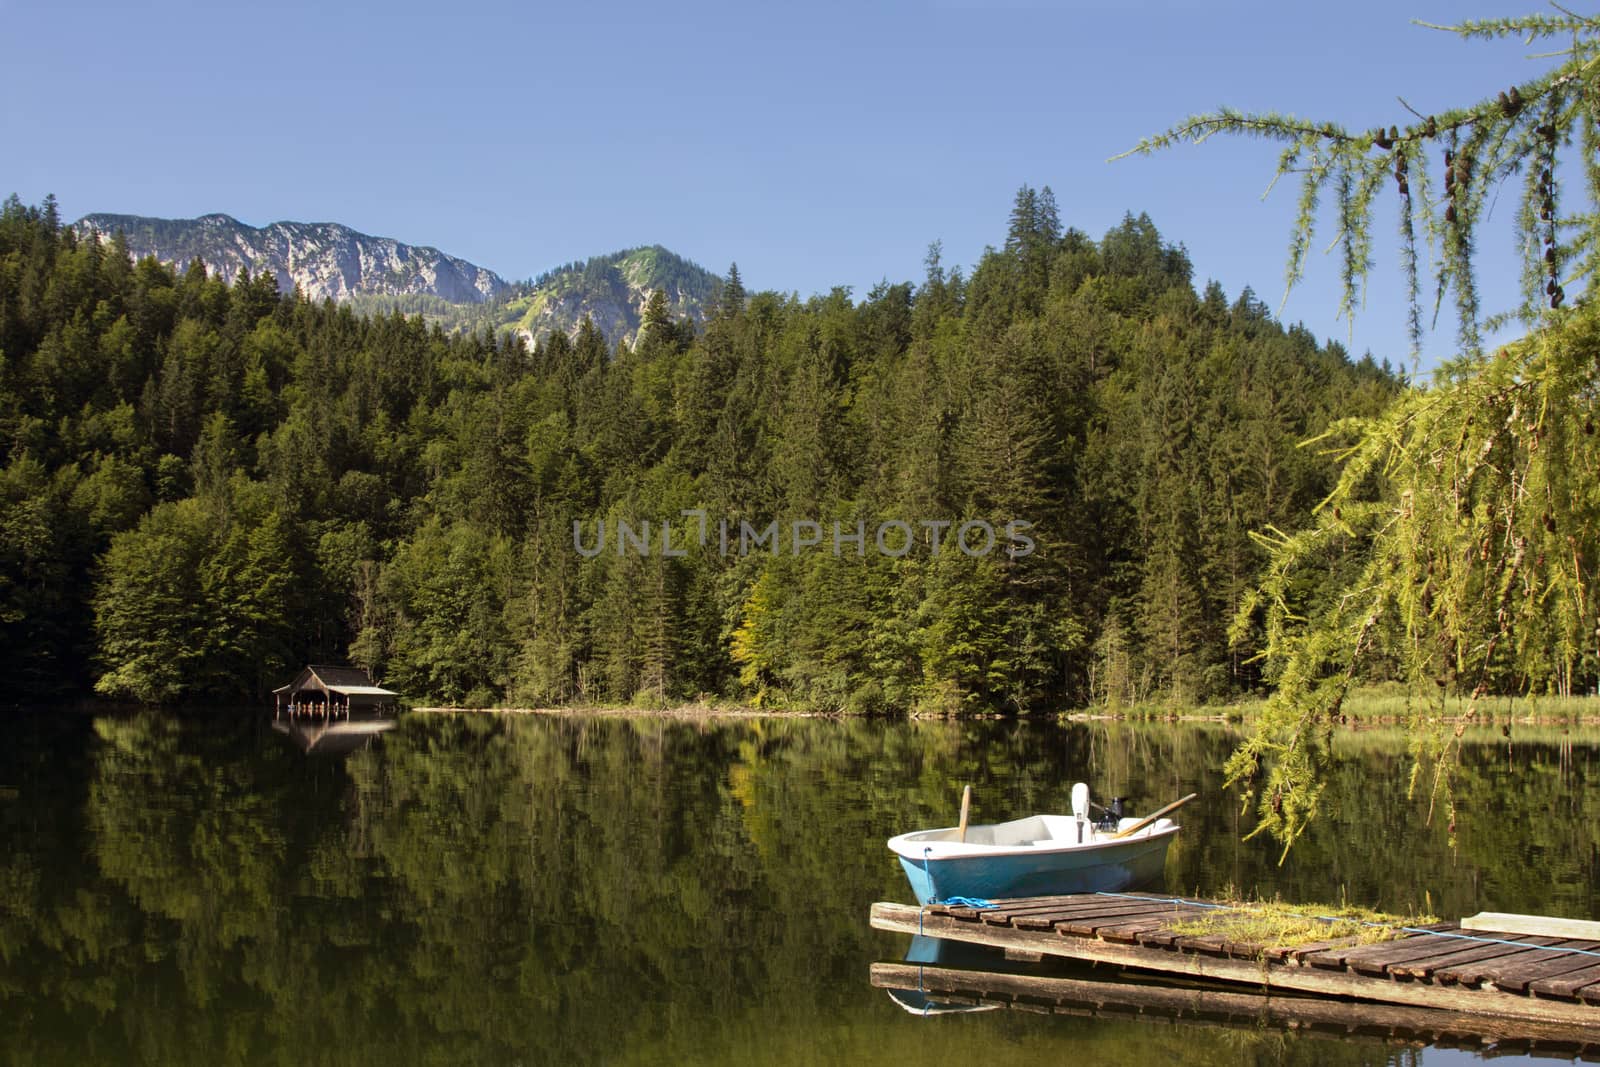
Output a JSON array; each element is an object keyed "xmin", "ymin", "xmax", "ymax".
[{"xmin": 0, "ymin": 189, "xmax": 1400, "ymax": 710}]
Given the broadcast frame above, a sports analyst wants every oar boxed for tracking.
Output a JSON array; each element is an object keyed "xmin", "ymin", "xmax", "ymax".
[
  {"xmin": 958, "ymin": 785, "xmax": 972, "ymax": 842},
  {"xmin": 1110, "ymin": 792, "xmax": 1197, "ymax": 839}
]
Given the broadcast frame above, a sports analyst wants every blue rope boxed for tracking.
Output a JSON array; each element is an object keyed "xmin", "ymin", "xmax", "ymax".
[
  {"xmin": 1092, "ymin": 891, "xmax": 1600, "ymax": 958},
  {"xmin": 1093, "ymin": 890, "xmax": 1234, "ymax": 911},
  {"xmin": 1388, "ymin": 927, "xmax": 1600, "ymax": 958}
]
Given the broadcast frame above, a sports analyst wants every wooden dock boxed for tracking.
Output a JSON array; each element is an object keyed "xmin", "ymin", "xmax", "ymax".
[{"xmin": 870, "ymin": 892, "xmax": 1600, "ymax": 1031}]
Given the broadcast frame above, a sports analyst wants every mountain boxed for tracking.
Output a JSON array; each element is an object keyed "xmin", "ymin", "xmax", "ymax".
[
  {"xmin": 75, "ymin": 212, "xmax": 511, "ymax": 304},
  {"xmin": 493, "ymin": 245, "xmax": 722, "ymax": 346},
  {"xmin": 73, "ymin": 212, "xmax": 723, "ymax": 345}
]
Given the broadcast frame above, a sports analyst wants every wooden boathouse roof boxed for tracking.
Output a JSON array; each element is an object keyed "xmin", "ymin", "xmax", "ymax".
[{"xmin": 273, "ymin": 664, "xmax": 398, "ymax": 698}]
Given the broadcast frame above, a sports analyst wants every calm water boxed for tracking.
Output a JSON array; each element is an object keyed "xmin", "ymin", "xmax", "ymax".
[{"xmin": 2, "ymin": 709, "xmax": 1599, "ymax": 1065}]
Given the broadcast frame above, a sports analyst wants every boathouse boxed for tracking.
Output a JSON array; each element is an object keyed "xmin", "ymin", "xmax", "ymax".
[{"xmin": 273, "ymin": 665, "xmax": 399, "ymax": 717}]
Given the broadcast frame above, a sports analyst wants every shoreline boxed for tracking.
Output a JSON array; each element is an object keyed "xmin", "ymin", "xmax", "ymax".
[{"xmin": 405, "ymin": 704, "xmax": 1600, "ymax": 728}]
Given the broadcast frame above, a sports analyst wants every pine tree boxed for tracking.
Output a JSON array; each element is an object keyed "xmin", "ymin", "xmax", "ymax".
[
  {"xmin": 1005, "ymin": 186, "xmax": 1039, "ymax": 254},
  {"xmin": 1037, "ymin": 185, "xmax": 1061, "ymax": 244},
  {"xmin": 719, "ymin": 263, "xmax": 746, "ymax": 317}
]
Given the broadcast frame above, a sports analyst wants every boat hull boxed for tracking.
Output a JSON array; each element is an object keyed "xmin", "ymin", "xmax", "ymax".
[{"xmin": 891, "ymin": 820, "xmax": 1177, "ymax": 906}]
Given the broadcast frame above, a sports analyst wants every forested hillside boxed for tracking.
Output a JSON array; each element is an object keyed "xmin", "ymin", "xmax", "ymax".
[
  {"xmin": 0, "ymin": 190, "xmax": 1398, "ymax": 709},
  {"xmin": 343, "ymin": 245, "xmax": 721, "ymax": 348},
  {"xmin": 73, "ymin": 211, "xmax": 722, "ymax": 348}
]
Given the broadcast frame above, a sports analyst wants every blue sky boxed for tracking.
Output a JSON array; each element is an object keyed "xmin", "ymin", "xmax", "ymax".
[{"xmin": 1, "ymin": 0, "xmax": 1557, "ymax": 370}]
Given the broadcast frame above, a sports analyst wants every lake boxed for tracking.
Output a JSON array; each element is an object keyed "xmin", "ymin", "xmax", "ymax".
[{"xmin": 2, "ymin": 709, "xmax": 1597, "ymax": 1065}]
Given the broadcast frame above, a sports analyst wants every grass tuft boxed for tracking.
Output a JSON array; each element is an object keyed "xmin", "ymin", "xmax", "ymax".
[{"xmin": 1166, "ymin": 896, "xmax": 1437, "ymax": 950}]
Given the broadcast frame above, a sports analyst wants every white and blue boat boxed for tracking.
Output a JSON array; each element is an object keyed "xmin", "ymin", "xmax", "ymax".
[{"xmin": 887, "ymin": 784, "xmax": 1186, "ymax": 906}]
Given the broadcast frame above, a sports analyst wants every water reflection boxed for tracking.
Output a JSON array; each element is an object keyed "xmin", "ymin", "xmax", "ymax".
[
  {"xmin": 270, "ymin": 709, "xmax": 396, "ymax": 756},
  {"xmin": 0, "ymin": 710, "xmax": 1597, "ymax": 1064},
  {"xmin": 870, "ymin": 957, "xmax": 1600, "ymax": 1059}
]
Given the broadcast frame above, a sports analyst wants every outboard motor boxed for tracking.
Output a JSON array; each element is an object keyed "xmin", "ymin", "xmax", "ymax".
[
  {"xmin": 1097, "ymin": 796, "xmax": 1124, "ymax": 832},
  {"xmin": 1071, "ymin": 782, "xmax": 1090, "ymax": 843}
]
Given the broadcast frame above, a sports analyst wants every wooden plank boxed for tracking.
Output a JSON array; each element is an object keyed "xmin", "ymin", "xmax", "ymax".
[
  {"xmin": 1528, "ymin": 961, "xmax": 1600, "ymax": 999},
  {"xmin": 1463, "ymin": 913, "xmax": 1600, "ymax": 941},
  {"xmin": 868, "ymin": 962, "xmax": 1600, "ymax": 1047},
  {"xmin": 1299, "ymin": 924, "xmax": 1454, "ymax": 970},
  {"xmin": 1171, "ymin": 933, "xmax": 1236, "ymax": 957},
  {"xmin": 1011, "ymin": 908, "xmax": 1209, "ymax": 927},
  {"xmin": 1264, "ymin": 935, "xmax": 1363, "ymax": 963},
  {"xmin": 1097, "ymin": 914, "xmax": 1210, "ymax": 945},
  {"xmin": 937, "ymin": 896, "xmax": 1186, "ymax": 923},
  {"xmin": 1003, "ymin": 895, "xmax": 1201, "ymax": 916},
  {"xmin": 1051, "ymin": 907, "xmax": 1192, "ymax": 928},
  {"xmin": 1324, "ymin": 927, "xmax": 1548, "ymax": 979},
  {"xmin": 1133, "ymin": 926, "xmax": 1188, "ymax": 950},
  {"xmin": 1390, "ymin": 935, "xmax": 1576, "ymax": 981},
  {"xmin": 1331, "ymin": 931, "xmax": 1552, "ymax": 978},
  {"xmin": 977, "ymin": 898, "xmax": 1202, "ymax": 925},
  {"xmin": 1337, "ymin": 927, "xmax": 1574, "ymax": 979},
  {"xmin": 868, "ymin": 902, "xmax": 1600, "ymax": 1027},
  {"xmin": 1483, "ymin": 942, "xmax": 1600, "ymax": 993},
  {"xmin": 1320, "ymin": 932, "xmax": 1471, "ymax": 976},
  {"xmin": 1441, "ymin": 941, "xmax": 1596, "ymax": 987},
  {"xmin": 1056, "ymin": 906, "xmax": 1206, "ymax": 938}
]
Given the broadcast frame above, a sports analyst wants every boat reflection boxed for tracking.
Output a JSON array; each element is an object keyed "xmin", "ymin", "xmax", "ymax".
[{"xmin": 881, "ymin": 936, "xmax": 1032, "ymax": 1015}]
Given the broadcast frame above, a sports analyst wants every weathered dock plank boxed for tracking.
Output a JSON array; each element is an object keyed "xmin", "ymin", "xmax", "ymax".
[
  {"xmin": 1338, "ymin": 932, "xmax": 1555, "ymax": 978},
  {"xmin": 1301, "ymin": 923, "xmax": 1453, "ymax": 970},
  {"xmin": 1485, "ymin": 942, "xmax": 1600, "ymax": 993},
  {"xmin": 1057, "ymin": 906, "xmax": 1203, "ymax": 939},
  {"xmin": 1264, "ymin": 935, "xmax": 1364, "ymax": 963},
  {"xmin": 1528, "ymin": 962, "xmax": 1600, "ymax": 999},
  {"xmin": 970, "ymin": 898, "xmax": 1193, "ymax": 927},
  {"xmin": 869, "ymin": 898, "xmax": 1600, "ymax": 1028},
  {"xmin": 1388, "ymin": 935, "xmax": 1574, "ymax": 981}
]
